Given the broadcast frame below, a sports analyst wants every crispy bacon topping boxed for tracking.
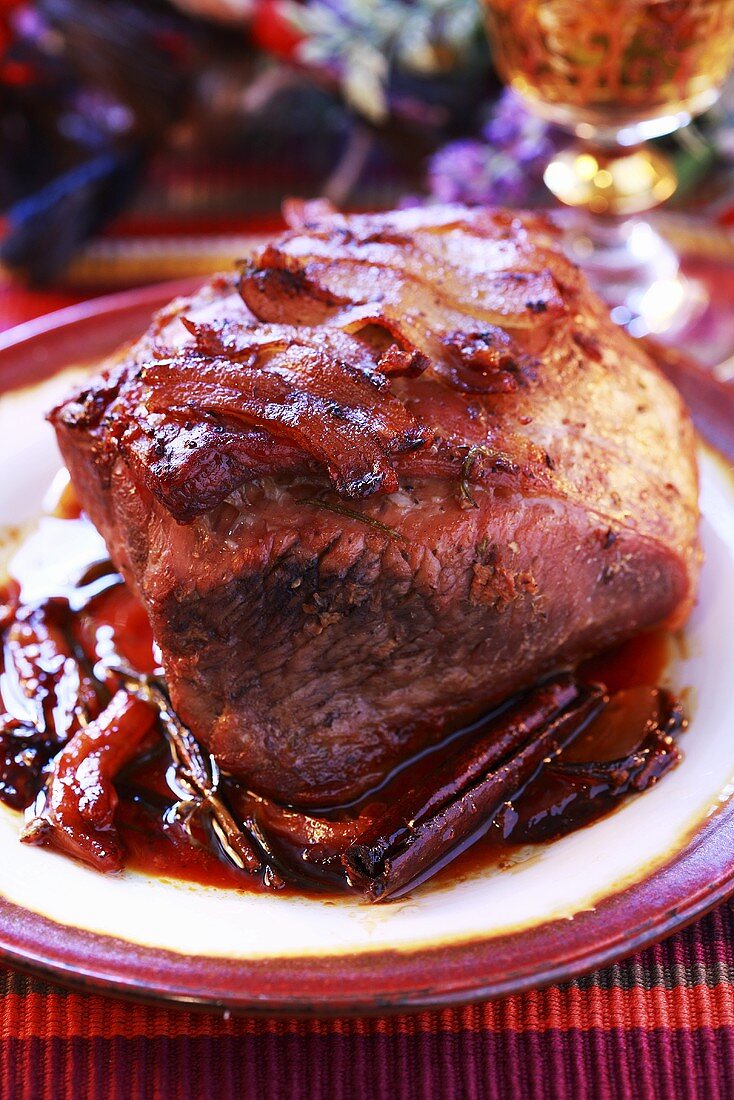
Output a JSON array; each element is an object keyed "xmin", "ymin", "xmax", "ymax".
[
  {"xmin": 52, "ymin": 204, "xmax": 581, "ymax": 522},
  {"xmin": 238, "ymin": 204, "xmax": 570, "ymax": 387},
  {"xmin": 441, "ymin": 329, "xmax": 524, "ymax": 394},
  {"xmin": 138, "ymin": 321, "xmax": 429, "ymax": 502}
]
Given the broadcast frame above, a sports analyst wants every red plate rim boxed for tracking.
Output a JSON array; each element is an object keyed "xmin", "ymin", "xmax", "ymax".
[{"xmin": 0, "ymin": 280, "xmax": 733, "ymax": 1016}]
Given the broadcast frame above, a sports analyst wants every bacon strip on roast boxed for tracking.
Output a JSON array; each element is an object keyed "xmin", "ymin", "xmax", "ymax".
[
  {"xmin": 137, "ymin": 323, "xmax": 430, "ymax": 503},
  {"xmin": 52, "ymin": 205, "xmax": 579, "ymax": 524}
]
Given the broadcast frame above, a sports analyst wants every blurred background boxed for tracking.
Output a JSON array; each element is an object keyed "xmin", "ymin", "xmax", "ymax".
[{"xmin": 0, "ymin": 0, "xmax": 733, "ymax": 300}]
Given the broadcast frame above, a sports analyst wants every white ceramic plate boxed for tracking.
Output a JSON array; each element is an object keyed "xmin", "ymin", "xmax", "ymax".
[{"xmin": 0, "ymin": 286, "xmax": 732, "ymax": 1013}]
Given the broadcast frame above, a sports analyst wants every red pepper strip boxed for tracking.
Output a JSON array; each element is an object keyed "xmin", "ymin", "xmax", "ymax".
[
  {"xmin": 20, "ymin": 690, "xmax": 156, "ymax": 872},
  {"xmin": 2, "ymin": 601, "xmax": 101, "ymax": 741},
  {"xmin": 0, "ymin": 580, "xmax": 19, "ymax": 631},
  {"xmin": 230, "ymin": 787, "xmax": 367, "ymax": 884}
]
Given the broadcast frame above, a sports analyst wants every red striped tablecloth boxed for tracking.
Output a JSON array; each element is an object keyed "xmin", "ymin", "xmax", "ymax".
[
  {"xmin": 1, "ymin": 904, "xmax": 733, "ymax": 1098},
  {"xmin": 1, "ymin": 272, "xmax": 734, "ymax": 1100}
]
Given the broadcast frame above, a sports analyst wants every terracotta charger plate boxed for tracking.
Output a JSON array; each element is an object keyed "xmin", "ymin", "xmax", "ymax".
[{"xmin": 0, "ymin": 280, "xmax": 734, "ymax": 1016}]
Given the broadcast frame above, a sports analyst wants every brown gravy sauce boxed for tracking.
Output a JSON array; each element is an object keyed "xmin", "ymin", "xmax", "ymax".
[{"xmin": 0, "ymin": 485, "xmax": 684, "ymax": 897}]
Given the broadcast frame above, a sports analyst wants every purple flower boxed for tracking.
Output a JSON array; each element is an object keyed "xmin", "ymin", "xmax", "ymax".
[
  {"xmin": 428, "ymin": 139, "xmax": 529, "ymax": 205},
  {"xmin": 427, "ymin": 88, "xmax": 559, "ymax": 206},
  {"xmin": 484, "ymin": 90, "xmax": 557, "ymax": 167},
  {"xmin": 483, "ymin": 89, "xmax": 527, "ymax": 147},
  {"xmin": 10, "ymin": 4, "xmax": 49, "ymax": 42}
]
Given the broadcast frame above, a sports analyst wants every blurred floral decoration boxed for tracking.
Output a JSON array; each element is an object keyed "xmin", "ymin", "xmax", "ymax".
[
  {"xmin": 280, "ymin": 0, "xmax": 486, "ymax": 123},
  {"xmin": 0, "ymin": 0, "xmax": 732, "ymax": 283},
  {"xmin": 428, "ymin": 88, "xmax": 560, "ymax": 205}
]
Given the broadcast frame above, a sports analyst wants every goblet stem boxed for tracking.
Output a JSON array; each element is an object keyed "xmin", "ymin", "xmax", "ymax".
[{"xmin": 543, "ymin": 141, "xmax": 705, "ymax": 336}]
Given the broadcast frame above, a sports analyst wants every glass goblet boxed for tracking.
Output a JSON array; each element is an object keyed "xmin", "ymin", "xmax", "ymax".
[{"xmin": 482, "ymin": 0, "xmax": 734, "ymax": 336}]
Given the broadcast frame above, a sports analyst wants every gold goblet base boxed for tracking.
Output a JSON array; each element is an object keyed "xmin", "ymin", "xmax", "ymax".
[
  {"xmin": 543, "ymin": 146, "xmax": 677, "ymax": 218},
  {"xmin": 543, "ymin": 142, "xmax": 705, "ymax": 338}
]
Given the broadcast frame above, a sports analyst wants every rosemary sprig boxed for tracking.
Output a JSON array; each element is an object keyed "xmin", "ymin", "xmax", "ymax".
[
  {"xmin": 460, "ymin": 444, "xmax": 498, "ymax": 509},
  {"xmin": 300, "ymin": 496, "xmax": 404, "ymax": 541},
  {"xmin": 106, "ymin": 661, "xmax": 264, "ymax": 874}
]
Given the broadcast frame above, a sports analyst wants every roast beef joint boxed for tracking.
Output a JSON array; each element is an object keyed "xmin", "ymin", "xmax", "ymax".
[{"xmin": 1, "ymin": 202, "xmax": 699, "ymax": 898}]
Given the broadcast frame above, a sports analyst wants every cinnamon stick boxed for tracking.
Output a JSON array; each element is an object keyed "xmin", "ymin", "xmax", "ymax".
[
  {"xmin": 342, "ymin": 677, "xmax": 606, "ymax": 902},
  {"xmin": 505, "ymin": 687, "xmax": 683, "ymax": 844}
]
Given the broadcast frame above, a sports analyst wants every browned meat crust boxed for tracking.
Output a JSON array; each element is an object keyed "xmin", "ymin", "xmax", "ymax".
[{"xmin": 49, "ymin": 203, "xmax": 700, "ymax": 806}]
